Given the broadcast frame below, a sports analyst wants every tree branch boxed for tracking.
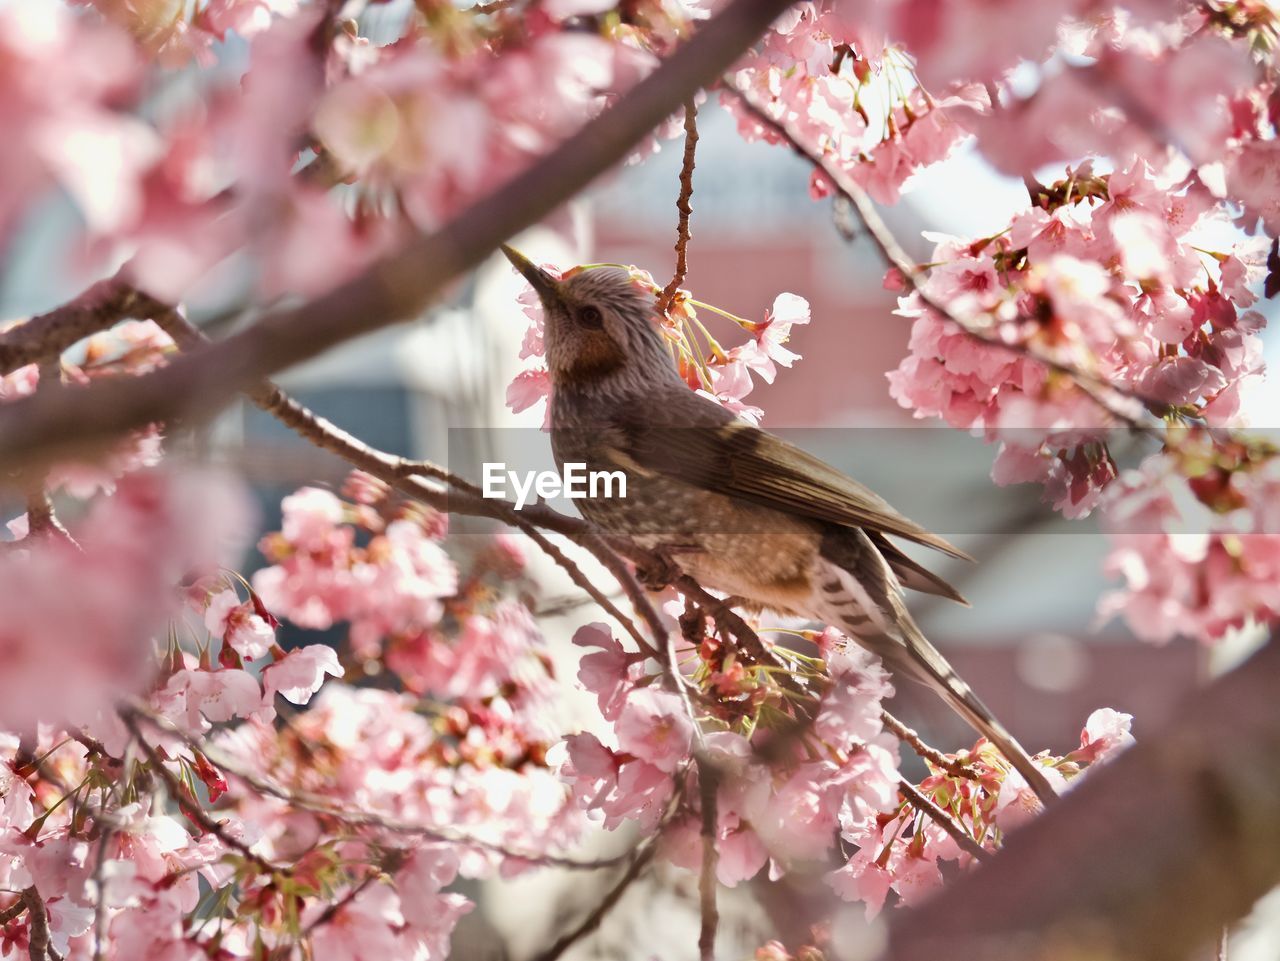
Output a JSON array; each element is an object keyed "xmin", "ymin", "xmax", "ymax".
[
  {"xmin": 119, "ymin": 709, "xmax": 286, "ymax": 876},
  {"xmin": 659, "ymin": 98, "xmax": 699, "ymax": 314},
  {"xmin": 21, "ymin": 887, "xmax": 49, "ymax": 961},
  {"xmin": 0, "ymin": 0, "xmax": 797, "ymax": 473},
  {"xmin": 528, "ymin": 839, "xmax": 660, "ymax": 961},
  {"xmin": 896, "ymin": 779, "xmax": 990, "ymax": 864},
  {"xmin": 882, "ymin": 635, "xmax": 1280, "ymax": 961},
  {"xmin": 0, "ymin": 274, "xmax": 138, "ymax": 378},
  {"xmin": 697, "ymin": 755, "xmax": 721, "ymax": 961}
]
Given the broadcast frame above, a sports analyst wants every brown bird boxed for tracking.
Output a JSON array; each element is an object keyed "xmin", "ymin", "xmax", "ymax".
[{"xmin": 502, "ymin": 245, "xmax": 1056, "ymax": 803}]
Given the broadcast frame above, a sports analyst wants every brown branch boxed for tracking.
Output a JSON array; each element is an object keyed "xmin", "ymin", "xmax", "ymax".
[
  {"xmin": 21, "ymin": 888, "xmax": 49, "ymax": 961},
  {"xmin": 659, "ymin": 98, "xmax": 700, "ymax": 313},
  {"xmin": 881, "ymin": 711, "xmax": 981, "ymax": 781},
  {"xmin": 0, "ymin": 0, "xmax": 799, "ymax": 474},
  {"xmin": 146, "ymin": 306, "xmax": 665, "ymax": 661},
  {"xmin": 119, "ymin": 709, "xmax": 285, "ymax": 877},
  {"xmin": 671, "ymin": 575, "xmax": 812, "ymax": 702},
  {"xmin": 697, "ymin": 756, "xmax": 720, "ymax": 961},
  {"xmin": 528, "ymin": 838, "xmax": 661, "ymax": 961},
  {"xmin": 90, "ymin": 814, "xmax": 114, "ymax": 961},
  {"xmin": 0, "ymin": 898, "xmax": 25, "ymax": 925},
  {"xmin": 0, "ymin": 274, "xmax": 139, "ymax": 378},
  {"xmin": 896, "ymin": 779, "xmax": 990, "ymax": 864},
  {"xmin": 883, "ymin": 634, "xmax": 1280, "ymax": 961}
]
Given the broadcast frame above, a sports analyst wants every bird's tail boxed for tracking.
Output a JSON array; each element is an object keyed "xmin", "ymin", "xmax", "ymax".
[
  {"xmin": 875, "ymin": 619, "xmax": 1058, "ymax": 805},
  {"xmin": 813, "ymin": 536, "xmax": 1057, "ymax": 804}
]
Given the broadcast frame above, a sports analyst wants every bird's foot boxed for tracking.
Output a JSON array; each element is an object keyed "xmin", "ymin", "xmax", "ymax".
[{"xmin": 634, "ymin": 546, "xmax": 696, "ymax": 592}]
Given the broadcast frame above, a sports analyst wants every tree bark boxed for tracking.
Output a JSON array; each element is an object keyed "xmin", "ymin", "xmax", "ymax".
[{"xmin": 883, "ymin": 635, "xmax": 1280, "ymax": 961}]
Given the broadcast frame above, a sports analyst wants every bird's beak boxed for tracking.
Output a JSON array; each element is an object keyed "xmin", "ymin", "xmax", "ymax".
[{"xmin": 501, "ymin": 244, "xmax": 560, "ymax": 304}]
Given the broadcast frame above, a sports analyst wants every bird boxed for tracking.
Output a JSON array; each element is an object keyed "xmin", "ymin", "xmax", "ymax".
[{"xmin": 501, "ymin": 244, "xmax": 1056, "ymax": 804}]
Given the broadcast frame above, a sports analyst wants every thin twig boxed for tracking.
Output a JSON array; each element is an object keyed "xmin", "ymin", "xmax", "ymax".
[
  {"xmin": 528, "ymin": 840, "xmax": 660, "ymax": 961},
  {"xmin": 301, "ymin": 871, "xmax": 379, "ymax": 936},
  {"xmin": 660, "ymin": 98, "xmax": 700, "ymax": 313},
  {"xmin": 120, "ymin": 710, "xmax": 286, "ymax": 876},
  {"xmin": 896, "ymin": 779, "xmax": 990, "ymax": 863},
  {"xmin": 696, "ymin": 756, "xmax": 720, "ymax": 961},
  {"xmin": 149, "ymin": 308, "xmax": 665, "ymax": 662},
  {"xmin": 881, "ymin": 711, "xmax": 981, "ymax": 781},
  {"xmin": 671, "ymin": 575, "xmax": 817, "ymax": 709},
  {"xmin": 91, "ymin": 816, "xmax": 114, "ymax": 961}
]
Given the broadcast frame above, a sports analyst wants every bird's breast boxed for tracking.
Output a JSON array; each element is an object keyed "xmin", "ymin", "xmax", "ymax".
[{"xmin": 561, "ymin": 458, "xmax": 823, "ymax": 617}]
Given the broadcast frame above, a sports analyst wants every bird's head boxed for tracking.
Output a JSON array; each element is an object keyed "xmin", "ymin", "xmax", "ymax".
[{"xmin": 501, "ymin": 245, "xmax": 674, "ymax": 391}]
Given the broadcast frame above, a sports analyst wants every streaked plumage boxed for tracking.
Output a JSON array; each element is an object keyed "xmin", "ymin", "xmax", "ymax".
[{"xmin": 503, "ymin": 246, "xmax": 1055, "ymax": 803}]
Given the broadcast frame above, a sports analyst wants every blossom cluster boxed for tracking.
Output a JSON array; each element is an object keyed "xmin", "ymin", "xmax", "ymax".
[
  {"xmin": 0, "ymin": 468, "xmax": 254, "ymax": 736},
  {"xmin": 0, "ymin": 466, "xmax": 590, "ymax": 959},
  {"xmin": 0, "ymin": 721, "xmax": 473, "ymax": 961},
  {"xmin": 21, "ymin": 0, "xmax": 694, "ymax": 307},
  {"xmin": 724, "ymin": 4, "xmax": 974, "ymax": 206},
  {"xmin": 1100, "ymin": 436, "xmax": 1280, "ymax": 644},
  {"xmin": 887, "ymin": 158, "xmax": 1267, "ymax": 518},
  {"xmin": 557, "ymin": 613, "xmax": 1134, "ymax": 915},
  {"xmin": 717, "ymin": 1, "xmax": 1280, "ymax": 645}
]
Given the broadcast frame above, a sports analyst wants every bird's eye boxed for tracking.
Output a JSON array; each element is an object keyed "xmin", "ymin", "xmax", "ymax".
[{"xmin": 578, "ymin": 306, "xmax": 604, "ymax": 329}]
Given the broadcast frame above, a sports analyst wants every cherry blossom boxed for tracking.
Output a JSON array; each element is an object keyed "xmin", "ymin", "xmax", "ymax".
[
  {"xmin": 2, "ymin": 0, "xmax": 1277, "ymax": 953},
  {"xmin": 0, "ymin": 469, "xmax": 253, "ymax": 734},
  {"xmin": 204, "ymin": 588, "xmax": 276, "ymax": 660},
  {"xmin": 262, "ymin": 644, "xmax": 343, "ymax": 704}
]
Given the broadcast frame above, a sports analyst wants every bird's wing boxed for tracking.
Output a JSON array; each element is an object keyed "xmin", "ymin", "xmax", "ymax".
[
  {"xmin": 869, "ymin": 532, "xmax": 970, "ymax": 605},
  {"xmin": 602, "ymin": 392, "xmax": 971, "ymax": 561}
]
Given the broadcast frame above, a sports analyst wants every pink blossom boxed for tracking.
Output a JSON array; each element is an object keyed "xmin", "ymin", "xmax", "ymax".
[
  {"xmin": 506, "ymin": 368, "xmax": 552, "ymax": 418},
  {"xmin": 156, "ymin": 668, "xmax": 266, "ymax": 735},
  {"xmin": 614, "ymin": 688, "xmax": 694, "ymax": 773},
  {"xmin": 572, "ymin": 622, "xmax": 641, "ymax": 720},
  {"xmin": 1073, "ymin": 708, "xmax": 1135, "ymax": 764},
  {"xmin": 0, "ymin": 470, "xmax": 252, "ymax": 733},
  {"xmin": 204, "ymin": 589, "xmax": 276, "ymax": 660},
  {"xmin": 280, "ymin": 487, "xmax": 345, "ymax": 552},
  {"xmin": 695, "ymin": 360, "xmax": 764, "ymax": 424},
  {"xmin": 884, "ymin": 0, "xmax": 1071, "ymax": 88},
  {"xmin": 262, "ymin": 644, "xmax": 343, "ymax": 705},
  {"xmin": 828, "ymin": 855, "xmax": 895, "ymax": 919},
  {"xmin": 994, "ymin": 765, "xmax": 1069, "ymax": 832},
  {"xmin": 560, "ymin": 733, "xmax": 673, "ymax": 831},
  {"xmin": 1227, "ymin": 139, "xmax": 1280, "ymax": 235},
  {"xmin": 1099, "ymin": 451, "xmax": 1280, "ymax": 644},
  {"xmin": 733, "ymin": 293, "xmax": 811, "ymax": 383},
  {"xmin": 307, "ymin": 883, "xmax": 410, "ymax": 961}
]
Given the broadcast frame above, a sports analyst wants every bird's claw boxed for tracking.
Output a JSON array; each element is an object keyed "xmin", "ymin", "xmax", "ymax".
[{"xmin": 634, "ymin": 547, "xmax": 694, "ymax": 592}]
